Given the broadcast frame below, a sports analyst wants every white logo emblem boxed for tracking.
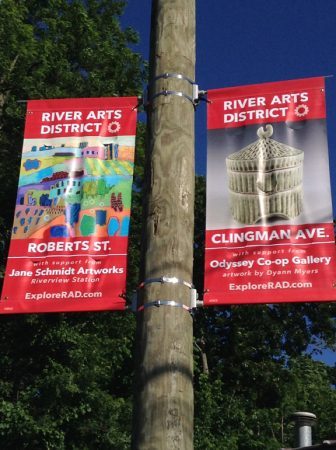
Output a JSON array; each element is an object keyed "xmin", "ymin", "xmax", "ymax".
[
  {"xmin": 108, "ymin": 121, "xmax": 121, "ymax": 133},
  {"xmin": 294, "ymin": 104, "xmax": 309, "ymax": 118}
]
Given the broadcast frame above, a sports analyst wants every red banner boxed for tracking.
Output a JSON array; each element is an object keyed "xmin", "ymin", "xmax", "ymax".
[
  {"xmin": 1, "ymin": 97, "xmax": 137, "ymax": 313},
  {"xmin": 205, "ymin": 77, "xmax": 336, "ymax": 305}
]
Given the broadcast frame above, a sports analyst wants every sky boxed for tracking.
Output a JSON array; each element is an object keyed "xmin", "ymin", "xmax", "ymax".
[
  {"xmin": 120, "ymin": 1, "xmax": 336, "ymax": 365},
  {"xmin": 121, "ymin": 0, "xmax": 336, "ymax": 183}
]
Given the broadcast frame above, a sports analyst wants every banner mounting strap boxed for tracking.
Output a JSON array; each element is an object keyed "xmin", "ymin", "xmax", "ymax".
[
  {"xmin": 152, "ymin": 72, "xmax": 196, "ymax": 85},
  {"xmin": 131, "ymin": 288, "xmax": 199, "ymax": 312},
  {"xmin": 138, "ymin": 276, "xmax": 194, "ymax": 290},
  {"xmin": 145, "ymin": 72, "xmax": 200, "ymax": 107},
  {"xmin": 150, "ymin": 89, "xmax": 196, "ymax": 106},
  {"xmin": 137, "ymin": 299, "xmax": 191, "ymax": 312}
]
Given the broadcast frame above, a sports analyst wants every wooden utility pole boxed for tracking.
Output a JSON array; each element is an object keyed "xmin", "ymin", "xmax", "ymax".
[{"xmin": 133, "ymin": 0, "xmax": 195, "ymax": 449}]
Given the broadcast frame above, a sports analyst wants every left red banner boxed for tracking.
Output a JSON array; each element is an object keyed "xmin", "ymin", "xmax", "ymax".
[{"xmin": 1, "ymin": 97, "xmax": 138, "ymax": 313}]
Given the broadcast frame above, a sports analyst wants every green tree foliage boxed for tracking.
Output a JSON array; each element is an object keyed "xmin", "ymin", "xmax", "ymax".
[
  {"xmin": 0, "ymin": 1, "xmax": 144, "ymax": 448},
  {"xmin": 194, "ymin": 306, "xmax": 336, "ymax": 449},
  {"xmin": 0, "ymin": 313, "xmax": 136, "ymax": 449}
]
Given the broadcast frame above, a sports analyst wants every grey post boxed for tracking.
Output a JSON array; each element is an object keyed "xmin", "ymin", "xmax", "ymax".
[{"xmin": 292, "ymin": 411, "xmax": 317, "ymax": 447}]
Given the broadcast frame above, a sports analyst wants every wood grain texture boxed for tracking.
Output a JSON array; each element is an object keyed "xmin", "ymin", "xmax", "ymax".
[{"xmin": 132, "ymin": 1, "xmax": 195, "ymax": 449}]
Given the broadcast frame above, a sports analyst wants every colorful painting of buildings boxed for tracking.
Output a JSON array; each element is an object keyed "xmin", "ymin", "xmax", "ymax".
[{"xmin": 12, "ymin": 140, "xmax": 134, "ymax": 240}]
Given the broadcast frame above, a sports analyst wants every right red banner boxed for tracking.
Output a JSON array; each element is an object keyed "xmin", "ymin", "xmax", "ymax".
[{"xmin": 205, "ymin": 77, "xmax": 336, "ymax": 305}]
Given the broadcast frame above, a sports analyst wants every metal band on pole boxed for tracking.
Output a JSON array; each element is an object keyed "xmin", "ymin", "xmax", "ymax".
[
  {"xmin": 152, "ymin": 72, "xmax": 196, "ymax": 85},
  {"xmin": 138, "ymin": 276, "xmax": 194, "ymax": 290},
  {"xmin": 146, "ymin": 72, "xmax": 199, "ymax": 107},
  {"xmin": 137, "ymin": 299, "xmax": 191, "ymax": 312},
  {"xmin": 150, "ymin": 89, "xmax": 195, "ymax": 106}
]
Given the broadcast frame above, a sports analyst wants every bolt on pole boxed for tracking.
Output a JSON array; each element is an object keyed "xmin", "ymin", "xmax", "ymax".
[{"xmin": 132, "ymin": 0, "xmax": 196, "ymax": 449}]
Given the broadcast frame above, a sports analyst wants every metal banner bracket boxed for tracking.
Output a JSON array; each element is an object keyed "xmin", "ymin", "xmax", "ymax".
[
  {"xmin": 131, "ymin": 278, "xmax": 201, "ymax": 312},
  {"xmin": 137, "ymin": 299, "xmax": 191, "ymax": 312},
  {"xmin": 145, "ymin": 72, "xmax": 201, "ymax": 108},
  {"xmin": 138, "ymin": 276, "xmax": 194, "ymax": 290}
]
